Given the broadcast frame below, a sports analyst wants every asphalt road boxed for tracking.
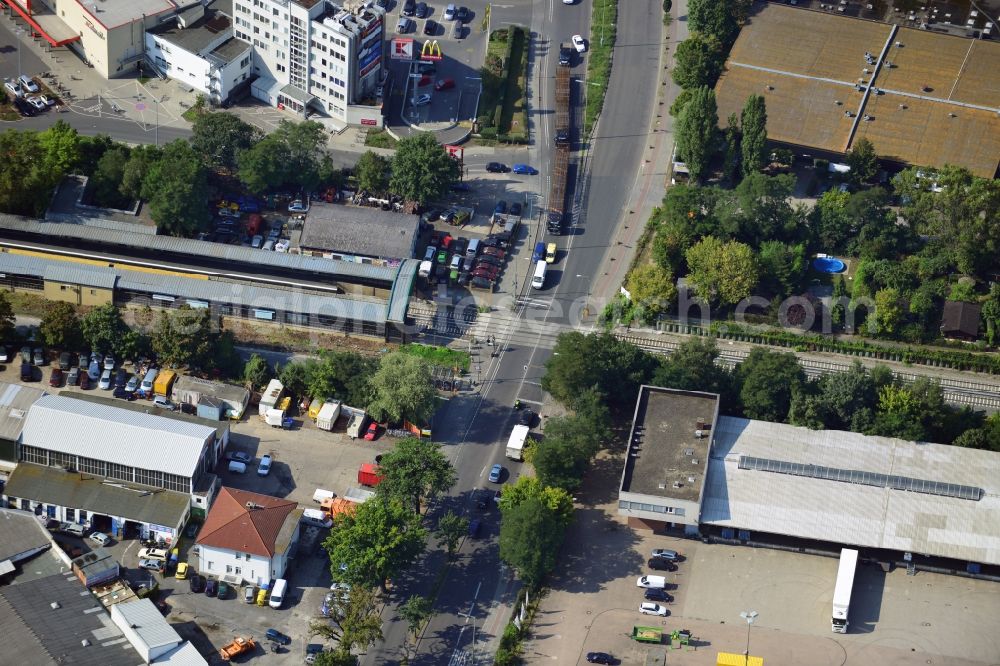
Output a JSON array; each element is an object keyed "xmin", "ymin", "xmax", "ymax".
[{"xmin": 363, "ymin": 0, "xmax": 664, "ymax": 664}]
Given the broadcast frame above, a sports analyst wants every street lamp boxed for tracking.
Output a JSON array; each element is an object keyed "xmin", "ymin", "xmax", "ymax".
[{"xmin": 740, "ymin": 610, "xmax": 758, "ymax": 665}]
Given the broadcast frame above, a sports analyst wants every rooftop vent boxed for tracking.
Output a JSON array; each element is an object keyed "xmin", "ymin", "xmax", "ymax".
[
  {"xmin": 687, "ymin": 476, "xmax": 696, "ymax": 484},
  {"xmin": 694, "ymin": 430, "xmax": 704, "ymax": 438},
  {"xmin": 245, "ymin": 501, "xmax": 260, "ymax": 510},
  {"xmin": 692, "ymin": 459, "xmax": 699, "ymax": 465},
  {"xmin": 50, "ymin": 601, "xmax": 61, "ymax": 610},
  {"xmin": 672, "ymin": 481, "xmax": 683, "ymax": 489},
  {"xmin": 81, "ymin": 639, "xmax": 91, "ymax": 647}
]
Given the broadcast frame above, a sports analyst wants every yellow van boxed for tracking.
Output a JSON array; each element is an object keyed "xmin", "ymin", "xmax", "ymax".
[
  {"xmin": 308, "ymin": 398, "xmax": 324, "ymax": 420},
  {"xmin": 545, "ymin": 242, "xmax": 557, "ymax": 264}
]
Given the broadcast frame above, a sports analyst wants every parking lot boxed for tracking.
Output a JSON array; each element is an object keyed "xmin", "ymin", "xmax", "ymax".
[
  {"xmin": 522, "ymin": 452, "xmax": 1000, "ymax": 666},
  {"xmin": 0, "ymin": 355, "xmax": 407, "ymax": 663}
]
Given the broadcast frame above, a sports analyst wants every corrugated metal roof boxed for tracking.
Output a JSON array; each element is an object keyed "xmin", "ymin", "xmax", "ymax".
[
  {"xmin": 386, "ymin": 260, "xmax": 419, "ymax": 324},
  {"xmin": 42, "ymin": 262, "xmax": 119, "ymax": 289},
  {"xmin": 701, "ymin": 416, "xmax": 1000, "ymax": 566},
  {"xmin": 155, "ymin": 641, "xmax": 209, "ymax": 665},
  {"xmin": 112, "ymin": 599, "xmax": 183, "ymax": 651},
  {"xmin": 22, "ymin": 395, "xmax": 213, "ymax": 478},
  {"xmin": 0, "ymin": 215, "xmax": 399, "ymax": 283}
]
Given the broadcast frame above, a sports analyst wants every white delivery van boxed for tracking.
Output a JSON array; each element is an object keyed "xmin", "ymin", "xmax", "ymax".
[
  {"xmin": 301, "ymin": 508, "xmax": 333, "ymax": 529},
  {"xmin": 140, "ymin": 368, "xmax": 158, "ymax": 394},
  {"xmin": 419, "ymin": 260, "xmax": 433, "ymax": 278},
  {"xmin": 228, "ymin": 460, "xmax": 247, "ymax": 474},
  {"xmin": 531, "ymin": 260, "xmax": 547, "ymax": 289},
  {"xmin": 269, "ymin": 578, "xmax": 287, "ymax": 608},
  {"xmin": 265, "ymin": 408, "xmax": 285, "ymax": 427}
]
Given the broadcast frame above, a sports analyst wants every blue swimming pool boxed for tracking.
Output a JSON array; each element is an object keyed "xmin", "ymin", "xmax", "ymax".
[{"xmin": 813, "ymin": 256, "xmax": 846, "ymax": 273}]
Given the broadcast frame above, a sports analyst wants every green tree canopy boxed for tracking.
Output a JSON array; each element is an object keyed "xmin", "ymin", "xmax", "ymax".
[
  {"xmin": 190, "ymin": 111, "xmax": 263, "ymax": 171},
  {"xmin": 684, "ymin": 235, "xmax": 758, "ymax": 306},
  {"xmin": 150, "ymin": 305, "xmax": 216, "ymax": 368},
  {"xmin": 626, "ymin": 263, "xmax": 677, "ymax": 320},
  {"xmin": 242, "ymin": 353, "xmax": 273, "ymax": 392},
  {"xmin": 81, "ymin": 304, "xmax": 140, "ymax": 359},
  {"xmin": 375, "ymin": 438, "xmax": 457, "ymax": 513},
  {"xmin": 399, "ymin": 595, "xmax": 434, "ymax": 639},
  {"xmin": 672, "ymin": 33, "xmax": 724, "ymax": 89},
  {"xmin": 0, "ymin": 292, "xmax": 15, "ymax": 342},
  {"xmin": 675, "ymin": 86, "xmax": 718, "ymax": 183},
  {"xmin": 324, "ymin": 496, "xmax": 427, "ymax": 590},
  {"xmin": 740, "ymin": 94, "xmax": 767, "ymax": 178},
  {"xmin": 757, "ymin": 240, "xmax": 806, "ymax": 298},
  {"xmin": 90, "ymin": 146, "xmax": 132, "ymax": 209},
  {"xmin": 366, "ymin": 352, "xmax": 437, "ymax": 425},
  {"xmin": 735, "ymin": 348, "xmax": 805, "ymax": 421},
  {"xmin": 238, "ymin": 134, "xmax": 291, "ymax": 195},
  {"xmin": 435, "ymin": 511, "xmax": 468, "ymax": 558},
  {"xmin": 308, "ymin": 351, "xmax": 376, "ymax": 406},
  {"xmin": 141, "ymin": 140, "xmax": 211, "ymax": 237},
  {"xmin": 308, "ymin": 586, "xmax": 383, "ymax": 655},
  {"xmin": 355, "ymin": 150, "xmax": 391, "ymax": 193},
  {"xmin": 496, "ymin": 476, "xmax": 574, "ymax": 526},
  {"xmin": 499, "ymin": 496, "xmax": 567, "ymax": 588},
  {"xmin": 389, "ymin": 132, "xmax": 461, "ymax": 203},
  {"xmin": 542, "ymin": 332, "xmax": 659, "ymax": 409},
  {"xmin": 120, "ymin": 145, "xmax": 162, "ymax": 202},
  {"xmin": 687, "ymin": 0, "xmax": 743, "ymax": 45},
  {"xmin": 651, "ymin": 337, "xmax": 732, "ymax": 396},
  {"xmin": 847, "ymin": 137, "xmax": 878, "ymax": 185},
  {"xmin": 39, "ymin": 302, "xmax": 83, "ymax": 350}
]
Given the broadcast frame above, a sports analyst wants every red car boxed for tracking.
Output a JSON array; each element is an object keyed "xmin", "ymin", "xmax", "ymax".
[
  {"xmin": 418, "ymin": 74, "xmax": 432, "ymax": 87},
  {"xmin": 364, "ymin": 422, "xmax": 378, "ymax": 441},
  {"xmin": 434, "ymin": 78, "xmax": 455, "ymax": 91},
  {"xmin": 441, "ymin": 234, "xmax": 453, "ymax": 249},
  {"xmin": 482, "ymin": 246, "xmax": 506, "ymax": 260},
  {"xmin": 473, "ymin": 266, "xmax": 500, "ymax": 281}
]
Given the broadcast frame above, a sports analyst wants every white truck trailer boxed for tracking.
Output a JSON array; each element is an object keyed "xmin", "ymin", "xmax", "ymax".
[
  {"xmin": 832, "ymin": 548, "xmax": 859, "ymax": 633},
  {"xmin": 316, "ymin": 401, "xmax": 342, "ymax": 431},
  {"xmin": 505, "ymin": 424, "xmax": 530, "ymax": 461}
]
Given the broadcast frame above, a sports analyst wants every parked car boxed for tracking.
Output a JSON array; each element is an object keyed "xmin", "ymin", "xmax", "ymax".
[
  {"xmin": 423, "ymin": 18, "xmax": 437, "ymax": 34},
  {"xmin": 414, "ymin": 93, "xmax": 432, "ymax": 106},
  {"xmin": 473, "ymin": 264, "xmax": 501, "ymax": 280},
  {"xmin": 49, "ymin": 368, "xmax": 63, "ymax": 387},
  {"xmin": 20, "ymin": 362, "xmax": 33, "ymax": 382},
  {"xmin": 205, "ymin": 579, "xmax": 218, "ymax": 597},
  {"xmin": 455, "ymin": 5, "xmax": 469, "ymax": 21},
  {"xmin": 99, "ymin": 369, "xmax": 112, "ymax": 390},
  {"xmin": 139, "ymin": 558, "xmax": 164, "ymax": 572},
  {"xmin": 434, "ymin": 77, "xmax": 455, "ymax": 91},
  {"xmin": 26, "ymin": 96, "xmax": 46, "ymax": 111},
  {"xmin": 493, "ymin": 200, "xmax": 507, "ymax": 216},
  {"xmin": 486, "ymin": 162, "xmax": 509, "ymax": 173},
  {"xmin": 488, "ymin": 464, "xmax": 503, "ymax": 483},
  {"xmin": 509, "ymin": 202, "xmax": 522, "ymax": 217},
  {"xmin": 258, "ymin": 454, "xmax": 272, "ymax": 476},
  {"xmin": 288, "ymin": 199, "xmax": 310, "ymax": 213},
  {"xmin": 175, "ymin": 562, "xmax": 189, "ymax": 579},
  {"xmin": 103, "ymin": 354, "xmax": 115, "ymax": 370},
  {"xmin": 443, "ymin": 2, "xmax": 456, "ymax": 19},
  {"xmin": 321, "ymin": 592, "xmax": 339, "ymax": 617},
  {"xmin": 126, "ymin": 375, "xmax": 139, "ymax": 392},
  {"xmin": 58, "ymin": 351, "xmax": 72, "ymax": 370},
  {"xmin": 402, "ymin": 0, "xmax": 415, "ymax": 15},
  {"xmin": 475, "ymin": 255, "xmax": 503, "ymax": 268},
  {"xmin": 0, "ymin": 346, "xmax": 8, "ymax": 363},
  {"xmin": 4, "ymin": 81, "xmax": 23, "ymax": 99},
  {"xmin": 483, "ymin": 246, "xmax": 506, "ymax": 260},
  {"xmin": 586, "ymin": 653, "xmax": 617, "ymax": 665},
  {"xmin": 265, "ymin": 628, "xmax": 291, "ymax": 646},
  {"xmin": 89, "ymin": 531, "xmax": 112, "ymax": 546},
  {"xmin": 364, "ymin": 422, "xmax": 378, "ymax": 441},
  {"xmin": 115, "ymin": 369, "xmax": 127, "ymax": 388},
  {"xmin": 218, "ymin": 581, "xmax": 230, "ymax": 599},
  {"xmin": 397, "ymin": 16, "xmax": 411, "ymax": 32},
  {"xmin": 651, "ymin": 548, "xmax": 681, "ymax": 561},
  {"xmin": 512, "ymin": 163, "xmax": 538, "ymax": 175},
  {"xmin": 66, "ymin": 367, "xmax": 80, "ymax": 386},
  {"xmin": 152, "ymin": 396, "xmax": 176, "ymax": 410},
  {"xmin": 243, "ymin": 586, "xmax": 256, "ymax": 603},
  {"xmin": 572, "ymin": 34, "xmax": 587, "ymax": 52},
  {"xmin": 33, "ymin": 348, "xmax": 45, "ymax": 365},
  {"xmin": 644, "ymin": 588, "xmax": 673, "ymax": 602},
  {"xmin": 227, "ymin": 451, "xmax": 253, "ymax": 464},
  {"xmin": 639, "ymin": 602, "xmax": 669, "ymax": 616},
  {"xmin": 87, "ymin": 360, "xmax": 101, "ymax": 381},
  {"xmin": 190, "ymin": 575, "xmax": 206, "ymax": 593},
  {"xmin": 415, "ymin": 1, "xmax": 428, "ymax": 17},
  {"xmin": 648, "ymin": 558, "xmax": 676, "ymax": 571},
  {"xmin": 18, "ymin": 74, "xmax": 39, "ymax": 92},
  {"xmin": 79, "ymin": 372, "xmax": 91, "ymax": 389}
]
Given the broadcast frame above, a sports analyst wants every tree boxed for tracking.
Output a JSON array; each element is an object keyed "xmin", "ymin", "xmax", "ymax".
[
  {"xmin": 389, "ymin": 132, "xmax": 460, "ymax": 204},
  {"xmin": 276, "ymin": 120, "xmax": 330, "ymax": 191},
  {"xmin": 151, "ymin": 306, "xmax": 216, "ymax": 368},
  {"xmin": 533, "ymin": 436, "xmax": 591, "ymax": 491},
  {"xmin": 190, "ymin": 112, "xmax": 262, "ymax": 170},
  {"xmin": 847, "ymin": 137, "xmax": 878, "ymax": 185},
  {"xmin": 435, "ymin": 511, "xmax": 468, "ymax": 557},
  {"xmin": 0, "ymin": 292, "xmax": 15, "ymax": 342},
  {"xmin": 727, "ymin": 172, "xmax": 801, "ymax": 246},
  {"xmin": 496, "ymin": 476, "xmax": 574, "ymax": 526},
  {"xmin": 81, "ymin": 304, "xmax": 138, "ymax": 359},
  {"xmin": 626, "ymin": 264, "xmax": 677, "ymax": 320},
  {"xmin": 309, "ymin": 586, "xmax": 383, "ymax": 654},
  {"xmin": 76, "ymin": 133, "xmax": 115, "ymax": 175},
  {"xmin": 399, "ymin": 595, "xmax": 434, "ymax": 640},
  {"xmin": 982, "ymin": 284, "xmax": 1000, "ymax": 347},
  {"xmin": 499, "ymin": 496, "xmax": 566, "ymax": 588},
  {"xmin": 675, "ymin": 87, "xmax": 718, "ymax": 183},
  {"xmin": 313, "ymin": 651, "xmax": 358, "ymax": 666},
  {"xmin": 90, "ymin": 147, "xmax": 131, "ymax": 208},
  {"xmin": 651, "ymin": 337, "xmax": 732, "ymax": 396},
  {"xmin": 375, "ymin": 438, "xmax": 457, "ymax": 513},
  {"xmin": 37, "ymin": 120, "xmax": 81, "ymax": 176},
  {"xmin": 757, "ymin": 240, "xmax": 806, "ymax": 298},
  {"xmin": 723, "ymin": 112, "xmax": 741, "ymax": 184},
  {"xmin": 740, "ymin": 94, "xmax": 768, "ymax": 178},
  {"xmin": 688, "ymin": 0, "xmax": 741, "ymax": 45},
  {"xmin": 39, "ymin": 302, "xmax": 82, "ymax": 349},
  {"xmin": 141, "ymin": 140, "xmax": 211, "ymax": 237},
  {"xmin": 542, "ymin": 332, "xmax": 659, "ymax": 410},
  {"xmin": 735, "ymin": 348, "xmax": 805, "ymax": 421},
  {"xmin": 278, "ymin": 359, "xmax": 318, "ymax": 397},
  {"xmin": 869, "ymin": 288, "xmax": 904, "ymax": 337},
  {"xmin": 324, "ymin": 496, "xmax": 427, "ymax": 589},
  {"xmin": 309, "ymin": 351, "xmax": 376, "ymax": 407},
  {"xmin": 847, "ymin": 188, "xmax": 916, "ymax": 259},
  {"xmin": 120, "ymin": 145, "xmax": 161, "ymax": 202},
  {"xmin": 684, "ymin": 236, "xmax": 758, "ymax": 306},
  {"xmin": 243, "ymin": 353, "xmax": 273, "ymax": 392},
  {"xmin": 672, "ymin": 34, "xmax": 724, "ymax": 89},
  {"xmin": 355, "ymin": 150, "xmax": 391, "ymax": 193},
  {"xmin": 238, "ymin": 134, "xmax": 292, "ymax": 195},
  {"xmin": 810, "ymin": 188, "xmax": 853, "ymax": 253},
  {"xmin": 0, "ymin": 129, "xmax": 73, "ymax": 216},
  {"xmin": 366, "ymin": 352, "xmax": 437, "ymax": 425}
]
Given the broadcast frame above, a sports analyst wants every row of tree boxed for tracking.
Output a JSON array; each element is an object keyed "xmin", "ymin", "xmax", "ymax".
[
  {"xmin": 314, "ymin": 437, "xmax": 457, "ymax": 663},
  {"xmin": 245, "ymin": 349, "xmax": 439, "ymax": 426},
  {"xmin": 543, "ymin": 332, "xmax": 1000, "ymax": 450}
]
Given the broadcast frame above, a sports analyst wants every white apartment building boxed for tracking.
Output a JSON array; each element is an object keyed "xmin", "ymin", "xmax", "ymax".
[{"xmin": 233, "ymin": 0, "xmax": 385, "ymax": 127}]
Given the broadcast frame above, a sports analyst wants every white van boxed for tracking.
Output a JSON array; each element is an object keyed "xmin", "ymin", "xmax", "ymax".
[
  {"xmin": 140, "ymin": 368, "xmax": 158, "ymax": 394},
  {"xmin": 418, "ymin": 260, "xmax": 433, "ymax": 278},
  {"xmin": 466, "ymin": 239, "xmax": 480, "ymax": 258},
  {"xmin": 301, "ymin": 508, "xmax": 333, "ymax": 529},
  {"xmin": 269, "ymin": 578, "xmax": 287, "ymax": 608},
  {"xmin": 531, "ymin": 260, "xmax": 547, "ymax": 289},
  {"xmin": 228, "ymin": 460, "xmax": 247, "ymax": 474}
]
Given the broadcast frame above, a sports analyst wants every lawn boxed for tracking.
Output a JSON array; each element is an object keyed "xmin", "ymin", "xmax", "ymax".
[
  {"xmin": 584, "ymin": 0, "xmax": 619, "ymax": 135},
  {"xmin": 399, "ymin": 343, "xmax": 470, "ymax": 372},
  {"xmin": 364, "ymin": 129, "xmax": 397, "ymax": 149}
]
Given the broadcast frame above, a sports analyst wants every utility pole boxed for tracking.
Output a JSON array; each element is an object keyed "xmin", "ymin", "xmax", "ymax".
[{"xmin": 740, "ymin": 610, "xmax": 758, "ymax": 665}]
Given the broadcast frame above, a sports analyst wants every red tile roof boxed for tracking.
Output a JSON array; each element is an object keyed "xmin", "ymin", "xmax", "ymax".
[{"xmin": 196, "ymin": 487, "xmax": 298, "ymax": 557}]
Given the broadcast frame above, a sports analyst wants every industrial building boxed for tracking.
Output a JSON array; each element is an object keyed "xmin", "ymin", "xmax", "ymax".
[
  {"xmin": 0, "ymin": 382, "xmax": 47, "ymax": 485},
  {"xmin": 172, "ymin": 374, "xmax": 251, "ymax": 419},
  {"xmin": 714, "ymin": 4, "xmax": 1000, "ymax": 177},
  {"xmin": 2, "ymin": 395, "xmax": 221, "ymax": 543},
  {"xmin": 299, "ymin": 203, "xmax": 420, "ymax": 264},
  {"xmin": 620, "ymin": 386, "xmax": 1000, "ymax": 575}
]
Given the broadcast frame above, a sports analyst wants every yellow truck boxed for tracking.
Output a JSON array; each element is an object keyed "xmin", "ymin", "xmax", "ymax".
[{"xmin": 153, "ymin": 370, "xmax": 176, "ymax": 397}]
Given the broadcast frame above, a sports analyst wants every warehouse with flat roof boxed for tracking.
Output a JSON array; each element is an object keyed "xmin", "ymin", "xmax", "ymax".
[
  {"xmin": 621, "ymin": 386, "xmax": 1000, "ymax": 575},
  {"xmin": 714, "ymin": 4, "xmax": 1000, "ymax": 177}
]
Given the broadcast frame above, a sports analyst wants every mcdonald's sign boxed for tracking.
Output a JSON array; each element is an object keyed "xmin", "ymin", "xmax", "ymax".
[{"xmin": 420, "ymin": 39, "xmax": 443, "ymax": 62}]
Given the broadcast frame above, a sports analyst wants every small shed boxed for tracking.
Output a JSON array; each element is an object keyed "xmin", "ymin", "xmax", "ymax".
[
  {"xmin": 196, "ymin": 396, "xmax": 227, "ymax": 421},
  {"xmin": 71, "ymin": 548, "xmax": 119, "ymax": 588},
  {"xmin": 173, "ymin": 375, "xmax": 251, "ymax": 419},
  {"xmin": 941, "ymin": 300, "xmax": 981, "ymax": 341}
]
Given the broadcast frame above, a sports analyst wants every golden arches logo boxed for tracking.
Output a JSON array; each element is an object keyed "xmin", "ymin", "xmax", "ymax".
[{"xmin": 420, "ymin": 39, "xmax": 443, "ymax": 61}]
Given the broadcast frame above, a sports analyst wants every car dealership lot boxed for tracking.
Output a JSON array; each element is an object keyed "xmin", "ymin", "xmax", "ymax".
[{"xmin": 521, "ymin": 454, "xmax": 1000, "ymax": 666}]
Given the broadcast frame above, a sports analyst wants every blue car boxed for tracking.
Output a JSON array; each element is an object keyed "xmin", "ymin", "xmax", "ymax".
[
  {"xmin": 532, "ymin": 242, "xmax": 545, "ymax": 262},
  {"xmin": 511, "ymin": 163, "xmax": 538, "ymax": 175}
]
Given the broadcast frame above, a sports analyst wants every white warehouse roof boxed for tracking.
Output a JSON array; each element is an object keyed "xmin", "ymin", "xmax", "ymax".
[
  {"xmin": 22, "ymin": 395, "xmax": 214, "ymax": 478},
  {"xmin": 701, "ymin": 416, "xmax": 1000, "ymax": 566}
]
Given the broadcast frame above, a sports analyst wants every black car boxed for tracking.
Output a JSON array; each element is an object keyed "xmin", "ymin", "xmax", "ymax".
[
  {"xmin": 402, "ymin": 0, "xmax": 415, "ymax": 15},
  {"xmin": 455, "ymin": 5, "xmax": 469, "ymax": 21},
  {"xmin": 644, "ymin": 588, "xmax": 673, "ymax": 603},
  {"xmin": 486, "ymin": 162, "xmax": 509, "ymax": 173},
  {"xmin": 115, "ymin": 369, "xmax": 127, "ymax": 388},
  {"xmin": 20, "ymin": 362, "xmax": 34, "ymax": 382},
  {"xmin": 509, "ymin": 201, "xmax": 522, "ymax": 216},
  {"xmin": 471, "ymin": 276, "xmax": 493, "ymax": 290},
  {"xmin": 415, "ymin": 1, "xmax": 428, "ymax": 17},
  {"xmin": 559, "ymin": 45, "xmax": 573, "ymax": 67},
  {"xmin": 423, "ymin": 18, "xmax": 437, "ymax": 34},
  {"xmin": 205, "ymin": 578, "xmax": 218, "ymax": 597},
  {"xmin": 517, "ymin": 408, "xmax": 536, "ymax": 427},
  {"xmin": 189, "ymin": 575, "xmax": 205, "ymax": 593},
  {"xmin": 58, "ymin": 351, "xmax": 72, "ymax": 370},
  {"xmin": 265, "ymin": 628, "xmax": 291, "ymax": 646},
  {"xmin": 493, "ymin": 200, "xmax": 507, "ymax": 215},
  {"xmin": 586, "ymin": 653, "xmax": 616, "ymax": 665},
  {"xmin": 417, "ymin": 62, "xmax": 436, "ymax": 74},
  {"xmin": 647, "ymin": 558, "xmax": 677, "ymax": 571},
  {"xmin": 449, "ymin": 181, "xmax": 471, "ymax": 192},
  {"xmin": 480, "ymin": 236, "xmax": 506, "ymax": 249}
]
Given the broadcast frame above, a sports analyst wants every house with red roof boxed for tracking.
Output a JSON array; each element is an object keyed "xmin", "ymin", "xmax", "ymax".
[{"xmin": 195, "ymin": 487, "xmax": 302, "ymax": 586}]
